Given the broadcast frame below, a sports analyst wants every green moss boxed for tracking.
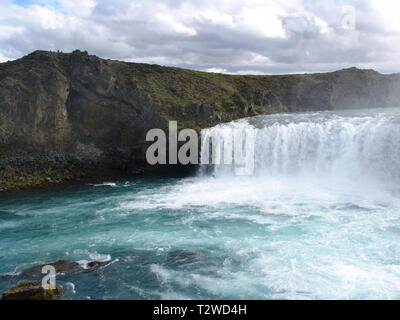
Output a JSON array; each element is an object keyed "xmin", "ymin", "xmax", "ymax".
[
  {"xmin": 0, "ymin": 165, "xmax": 84, "ymax": 191},
  {"xmin": 254, "ymin": 105, "xmax": 268, "ymax": 115},
  {"xmin": 3, "ymin": 281, "xmax": 62, "ymax": 300},
  {"xmin": 118, "ymin": 63, "xmax": 292, "ymax": 129}
]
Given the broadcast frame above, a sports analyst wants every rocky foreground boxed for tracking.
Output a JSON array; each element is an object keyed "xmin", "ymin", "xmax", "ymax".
[
  {"xmin": 1, "ymin": 252, "xmax": 192, "ymax": 300},
  {"xmin": 1, "ymin": 50, "xmax": 400, "ymax": 191},
  {"xmin": 2, "ymin": 281, "xmax": 63, "ymax": 300},
  {"xmin": 1, "ymin": 259, "xmax": 112, "ymax": 300}
]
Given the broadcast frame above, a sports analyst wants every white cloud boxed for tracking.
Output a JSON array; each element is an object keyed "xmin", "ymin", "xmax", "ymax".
[
  {"xmin": 370, "ymin": 0, "xmax": 400, "ymax": 31},
  {"xmin": 237, "ymin": 4, "xmax": 287, "ymax": 38},
  {"xmin": 0, "ymin": 54, "xmax": 8, "ymax": 62},
  {"xmin": 152, "ymin": 11, "xmax": 197, "ymax": 36},
  {"xmin": 0, "ymin": 0, "xmax": 399, "ymax": 74},
  {"xmin": 31, "ymin": 5, "xmax": 65, "ymax": 30},
  {"xmin": 204, "ymin": 67, "xmax": 228, "ymax": 73},
  {"xmin": 58, "ymin": 0, "xmax": 96, "ymax": 17},
  {"xmin": 0, "ymin": 25, "xmax": 24, "ymax": 39}
]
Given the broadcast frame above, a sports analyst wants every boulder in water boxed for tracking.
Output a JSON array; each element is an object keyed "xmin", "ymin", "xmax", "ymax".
[
  {"xmin": 86, "ymin": 260, "xmax": 110, "ymax": 269},
  {"xmin": 22, "ymin": 260, "xmax": 83, "ymax": 276},
  {"xmin": 168, "ymin": 250, "xmax": 196, "ymax": 264},
  {"xmin": 22, "ymin": 259, "xmax": 111, "ymax": 276},
  {"xmin": 2, "ymin": 281, "xmax": 63, "ymax": 300}
]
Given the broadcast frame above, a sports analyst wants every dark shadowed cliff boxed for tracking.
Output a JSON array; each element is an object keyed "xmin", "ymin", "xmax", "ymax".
[{"xmin": 1, "ymin": 50, "xmax": 400, "ymax": 191}]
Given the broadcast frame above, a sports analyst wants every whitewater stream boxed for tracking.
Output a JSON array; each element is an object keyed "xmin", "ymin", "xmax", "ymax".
[{"xmin": 1, "ymin": 107, "xmax": 400, "ymax": 299}]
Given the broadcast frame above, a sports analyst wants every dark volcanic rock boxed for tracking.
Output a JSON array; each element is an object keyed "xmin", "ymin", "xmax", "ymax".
[
  {"xmin": 2, "ymin": 281, "xmax": 62, "ymax": 300},
  {"xmin": 168, "ymin": 250, "xmax": 197, "ymax": 264},
  {"xmin": 1, "ymin": 50, "xmax": 400, "ymax": 190},
  {"xmin": 87, "ymin": 260, "xmax": 111, "ymax": 269},
  {"xmin": 22, "ymin": 259, "xmax": 111, "ymax": 276},
  {"xmin": 22, "ymin": 260, "xmax": 83, "ymax": 275}
]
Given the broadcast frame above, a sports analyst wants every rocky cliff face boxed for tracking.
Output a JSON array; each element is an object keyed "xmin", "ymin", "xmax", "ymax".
[{"xmin": 1, "ymin": 50, "xmax": 400, "ymax": 190}]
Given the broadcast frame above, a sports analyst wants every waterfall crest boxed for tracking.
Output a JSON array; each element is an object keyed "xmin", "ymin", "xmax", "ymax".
[{"xmin": 200, "ymin": 107, "xmax": 400, "ymax": 187}]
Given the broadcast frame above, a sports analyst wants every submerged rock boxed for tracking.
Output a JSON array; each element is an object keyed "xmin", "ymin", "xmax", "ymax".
[
  {"xmin": 169, "ymin": 250, "xmax": 196, "ymax": 258},
  {"xmin": 2, "ymin": 281, "xmax": 63, "ymax": 300},
  {"xmin": 87, "ymin": 260, "xmax": 110, "ymax": 269},
  {"xmin": 22, "ymin": 260, "xmax": 83, "ymax": 276},
  {"xmin": 168, "ymin": 250, "xmax": 197, "ymax": 264},
  {"xmin": 22, "ymin": 259, "xmax": 111, "ymax": 276}
]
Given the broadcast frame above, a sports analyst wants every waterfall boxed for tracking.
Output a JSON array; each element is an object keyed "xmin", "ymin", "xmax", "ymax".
[{"xmin": 200, "ymin": 107, "xmax": 400, "ymax": 187}]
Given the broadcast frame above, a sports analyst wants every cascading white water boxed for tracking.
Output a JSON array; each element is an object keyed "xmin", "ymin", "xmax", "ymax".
[{"xmin": 201, "ymin": 107, "xmax": 400, "ymax": 188}]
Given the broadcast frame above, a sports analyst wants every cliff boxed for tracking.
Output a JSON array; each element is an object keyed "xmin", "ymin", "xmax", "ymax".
[{"xmin": 1, "ymin": 50, "xmax": 400, "ymax": 191}]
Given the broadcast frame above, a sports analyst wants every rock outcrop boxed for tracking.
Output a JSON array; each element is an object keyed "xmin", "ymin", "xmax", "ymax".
[
  {"xmin": 22, "ymin": 259, "xmax": 111, "ymax": 275},
  {"xmin": 1, "ymin": 50, "xmax": 400, "ymax": 191},
  {"xmin": 1, "ymin": 259, "xmax": 111, "ymax": 299},
  {"xmin": 2, "ymin": 281, "xmax": 62, "ymax": 300}
]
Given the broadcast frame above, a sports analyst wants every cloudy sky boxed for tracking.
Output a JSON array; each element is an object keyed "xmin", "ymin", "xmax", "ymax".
[{"xmin": 0, "ymin": 0, "xmax": 399, "ymax": 74}]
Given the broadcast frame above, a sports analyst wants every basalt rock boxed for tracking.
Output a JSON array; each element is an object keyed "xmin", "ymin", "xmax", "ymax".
[
  {"xmin": 22, "ymin": 260, "xmax": 83, "ymax": 276},
  {"xmin": 87, "ymin": 260, "xmax": 111, "ymax": 269},
  {"xmin": 1, "ymin": 50, "xmax": 400, "ymax": 191},
  {"xmin": 2, "ymin": 281, "xmax": 63, "ymax": 300},
  {"xmin": 168, "ymin": 250, "xmax": 197, "ymax": 264},
  {"xmin": 22, "ymin": 259, "xmax": 110, "ymax": 276}
]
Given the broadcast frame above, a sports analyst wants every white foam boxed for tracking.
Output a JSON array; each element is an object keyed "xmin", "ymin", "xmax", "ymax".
[
  {"xmin": 65, "ymin": 282, "xmax": 76, "ymax": 295},
  {"xmin": 91, "ymin": 182, "xmax": 117, "ymax": 187}
]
